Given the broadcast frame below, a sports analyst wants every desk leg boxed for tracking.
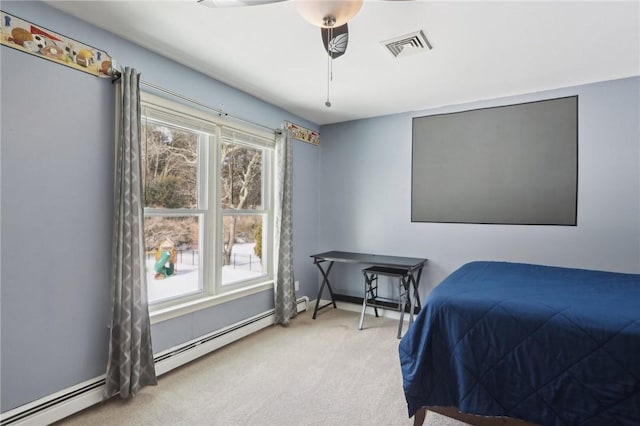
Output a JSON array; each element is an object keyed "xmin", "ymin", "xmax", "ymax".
[
  {"xmin": 312, "ymin": 260, "xmax": 337, "ymax": 319},
  {"xmin": 397, "ymin": 275, "xmax": 411, "ymax": 339},
  {"xmin": 408, "ymin": 267, "xmax": 423, "ymax": 323}
]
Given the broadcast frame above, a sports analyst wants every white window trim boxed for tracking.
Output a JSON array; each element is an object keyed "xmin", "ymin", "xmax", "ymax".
[
  {"xmin": 142, "ymin": 92, "xmax": 275, "ymax": 142},
  {"xmin": 150, "ymin": 281, "xmax": 273, "ymax": 324},
  {"xmin": 141, "ymin": 91, "xmax": 276, "ymax": 324}
]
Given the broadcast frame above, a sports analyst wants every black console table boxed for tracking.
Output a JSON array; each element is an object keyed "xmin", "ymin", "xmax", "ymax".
[{"xmin": 310, "ymin": 251, "xmax": 428, "ymax": 319}]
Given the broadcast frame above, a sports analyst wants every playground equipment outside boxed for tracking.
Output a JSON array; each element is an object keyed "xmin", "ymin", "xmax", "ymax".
[
  {"xmin": 147, "ymin": 243, "xmax": 261, "ymax": 304},
  {"xmin": 154, "ymin": 239, "xmax": 177, "ymax": 279}
]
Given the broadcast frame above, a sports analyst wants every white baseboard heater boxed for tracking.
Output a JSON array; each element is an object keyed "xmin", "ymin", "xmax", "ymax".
[{"xmin": 0, "ymin": 297, "xmax": 309, "ymax": 426}]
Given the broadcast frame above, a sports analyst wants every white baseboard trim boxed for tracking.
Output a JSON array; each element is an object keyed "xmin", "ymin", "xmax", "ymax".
[{"xmin": 0, "ymin": 297, "xmax": 309, "ymax": 426}]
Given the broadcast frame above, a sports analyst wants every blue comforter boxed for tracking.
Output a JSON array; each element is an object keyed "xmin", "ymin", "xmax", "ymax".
[{"xmin": 399, "ymin": 261, "xmax": 640, "ymax": 425}]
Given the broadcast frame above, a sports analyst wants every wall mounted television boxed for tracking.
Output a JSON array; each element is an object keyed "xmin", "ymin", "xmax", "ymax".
[{"xmin": 411, "ymin": 96, "xmax": 578, "ymax": 225}]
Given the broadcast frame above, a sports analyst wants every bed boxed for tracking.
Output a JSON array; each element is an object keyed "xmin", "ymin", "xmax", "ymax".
[{"xmin": 399, "ymin": 261, "xmax": 640, "ymax": 425}]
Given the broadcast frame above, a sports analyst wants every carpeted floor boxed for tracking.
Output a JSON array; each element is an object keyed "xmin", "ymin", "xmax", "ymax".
[{"xmin": 55, "ymin": 307, "xmax": 469, "ymax": 426}]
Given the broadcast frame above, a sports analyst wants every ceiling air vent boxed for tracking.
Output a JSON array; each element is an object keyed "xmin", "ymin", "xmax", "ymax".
[{"xmin": 382, "ymin": 30, "xmax": 432, "ymax": 58}]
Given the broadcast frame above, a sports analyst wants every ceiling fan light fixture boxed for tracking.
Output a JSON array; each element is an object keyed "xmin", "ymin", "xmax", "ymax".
[{"xmin": 294, "ymin": 0, "xmax": 363, "ymax": 28}]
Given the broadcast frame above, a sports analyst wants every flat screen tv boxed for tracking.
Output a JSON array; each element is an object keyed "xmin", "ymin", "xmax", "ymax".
[{"xmin": 411, "ymin": 96, "xmax": 578, "ymax": 225}]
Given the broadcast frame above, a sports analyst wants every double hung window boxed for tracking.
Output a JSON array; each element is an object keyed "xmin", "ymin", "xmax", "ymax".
[{"xmin": 140, "ymin": 93, "xmax": 274, "ymax": 320}]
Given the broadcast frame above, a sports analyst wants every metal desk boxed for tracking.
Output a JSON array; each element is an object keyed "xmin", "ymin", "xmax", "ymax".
[{"xmin": 310, "ymin": 251, "xmax": 428, "ymax": 319}]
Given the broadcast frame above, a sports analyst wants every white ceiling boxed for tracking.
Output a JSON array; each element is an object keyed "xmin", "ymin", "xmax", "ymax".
[{"xmin": 45, "ymin": 0, "xmax": 640, "ymax": 125}]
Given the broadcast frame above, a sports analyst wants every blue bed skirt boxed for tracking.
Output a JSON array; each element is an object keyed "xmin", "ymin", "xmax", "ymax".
[{"xmin": 399, "ymin": 261, "xmax": 640, "ymax": 425}]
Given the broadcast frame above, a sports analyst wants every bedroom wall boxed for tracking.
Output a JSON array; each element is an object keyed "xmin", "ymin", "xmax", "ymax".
[
  {"xmin": 0, "ymin": 1, "xmax": 320, "ymax": 412},
  {"xmin": 317, "ymin": 77, "xmax": 640, "ymax": 300}
]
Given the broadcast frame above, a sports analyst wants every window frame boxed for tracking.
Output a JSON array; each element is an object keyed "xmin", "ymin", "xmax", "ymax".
[{"xmin": 140, "ymin": 92, "xmax": 275, "ymax": 324}]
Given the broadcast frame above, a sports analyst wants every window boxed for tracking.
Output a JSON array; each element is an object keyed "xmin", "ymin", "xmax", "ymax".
[{"xmin": 140, "ymin": 93, "xmax": 274, "ymax": 320}]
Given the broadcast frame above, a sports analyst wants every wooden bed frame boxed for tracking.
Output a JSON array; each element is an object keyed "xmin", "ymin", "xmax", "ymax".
[{"xmin": 416, "ymin": 407, "xmax": 539, "ymax": 426}]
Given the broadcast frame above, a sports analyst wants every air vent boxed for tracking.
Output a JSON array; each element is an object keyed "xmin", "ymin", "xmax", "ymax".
[{"xmin": 382, "ymin": 30, "xmax": 432, "ymax": 58}]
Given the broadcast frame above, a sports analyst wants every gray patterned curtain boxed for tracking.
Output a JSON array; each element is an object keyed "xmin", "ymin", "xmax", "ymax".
[
  {"xmin": 105, "ymin": 68, "xmax": 157, "ymax": 399},
  {"xmin": 274, "ymin": 129, "xmax": 297, "ymax": 325}
]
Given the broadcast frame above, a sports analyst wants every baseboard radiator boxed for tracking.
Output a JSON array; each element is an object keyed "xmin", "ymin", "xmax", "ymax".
[{"xmin": 0, "ymin": 297, "xmax": 309, "ymax": 426}]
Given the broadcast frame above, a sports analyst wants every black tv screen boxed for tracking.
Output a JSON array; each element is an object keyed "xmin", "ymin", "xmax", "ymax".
[{"xmin": 411, "ymin": 96, "xmax": 578, "ymax": 225}]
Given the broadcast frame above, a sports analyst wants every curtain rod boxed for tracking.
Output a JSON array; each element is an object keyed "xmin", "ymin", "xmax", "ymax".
[{"xmin": 111, "ymin": 70, "xmax": 277, "ymax": 134}]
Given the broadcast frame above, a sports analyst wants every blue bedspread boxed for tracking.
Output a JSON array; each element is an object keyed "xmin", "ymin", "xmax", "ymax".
[{"xmin": 399, "ymin": 261, "xmax": 640, "ymax": 425}]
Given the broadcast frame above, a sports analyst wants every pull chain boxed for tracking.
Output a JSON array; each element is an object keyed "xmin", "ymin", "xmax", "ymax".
[{"xmin": 325, "ymin": 26, "xmax": 333, "ymax": 108}]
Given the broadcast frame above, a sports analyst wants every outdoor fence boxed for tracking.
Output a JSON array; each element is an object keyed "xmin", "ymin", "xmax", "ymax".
[
  {"xmin": 227, "ymin": 252, "xmax": 261, "ymax": 271},
  {"xmin": 146, "ymin": 249, "xmax": 198, "ymax": 266},
  {"xmin": 146, "ymin": 249, "xmax": 261, "ymax": 271}
]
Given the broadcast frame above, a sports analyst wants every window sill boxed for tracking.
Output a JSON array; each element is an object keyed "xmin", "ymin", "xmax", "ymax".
[{"xmin": 149, "ymin": 281, "xmax": 274, "ymax": 325}]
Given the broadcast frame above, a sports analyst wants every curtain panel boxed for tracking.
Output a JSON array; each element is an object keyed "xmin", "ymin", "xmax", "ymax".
[
  {"xmin": 274, "ymin": 129, "xmax": 297, "ymax": 325},
  {"xmin": 105, "ymin": 67, "xmax": 157, "ymax": 399}
]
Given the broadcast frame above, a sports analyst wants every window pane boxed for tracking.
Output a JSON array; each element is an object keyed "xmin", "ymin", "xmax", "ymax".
[
  {"xmin": 220, "ymin": 143, "xmax": 262, "ymax": 210},
  {"xmin": 140, "ymin": 92, "xmax": 275, "ymax": 313},
  {"xmin": 142, "ymin": 119, "xmax": 198, "ymax": 209},
  {"xmin": 222, "ymin": 214, "xmax": 264, "ymax": 285},
  {"xmin": 144, "ymin": 216, "xmax": 201, "ymax": 303}
]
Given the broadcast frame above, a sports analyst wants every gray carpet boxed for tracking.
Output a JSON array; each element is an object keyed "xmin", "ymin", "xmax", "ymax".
[{"xmin": 57, "ymin": 308, "xmax": 468, "ymax": 426}]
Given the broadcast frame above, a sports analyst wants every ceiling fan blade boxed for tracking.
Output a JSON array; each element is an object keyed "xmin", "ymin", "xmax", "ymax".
[
  {"xmin": 321, "ymin": 23, "xmax": 348, "ymax": 59},
  {"xmin": 198, "ymin": 0, "xmax": 287, "ymax": 8}
]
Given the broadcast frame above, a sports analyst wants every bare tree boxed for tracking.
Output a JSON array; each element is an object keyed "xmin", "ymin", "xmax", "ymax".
[
  {"xmin": 221, "ymin": 143, "xmax": 262, "ymax": 265},
  {"xmin": 141, "ymin": 121, "xmax": 263, "ymax": 263},
  {"xmin": 142, "ymin": 122, "xmax": 198, "ymax": 248}
]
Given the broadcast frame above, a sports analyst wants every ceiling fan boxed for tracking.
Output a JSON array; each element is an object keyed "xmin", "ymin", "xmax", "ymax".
[
  {"xmin": 198, "ymin": 0, "xmax": 364, "ymax": 27},
  {"xmin": 198, "ymin": 0, "xmax": 406, "ymax": 107}
]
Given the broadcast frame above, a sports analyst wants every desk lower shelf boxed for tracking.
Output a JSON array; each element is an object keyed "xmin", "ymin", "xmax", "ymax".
[{"xmin": 333, "ymin": 294, "xmax": 420, "ymax": 314}]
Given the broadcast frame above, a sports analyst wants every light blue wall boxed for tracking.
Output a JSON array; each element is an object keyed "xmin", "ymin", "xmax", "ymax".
[
  {"xmin": 318, "ymin": 77, "xmax": 640, "ymax": 299},
  {"xmin": 1, "ymin": 46, "xmax": 115, "ymax": 413},
  {"xmin": 293, "ymin": 141, "xmax": 322, "ymax": 296},
  {"xmin": 3, "ymin": 0, "xmax": 639, "ymax": 414},
  {"xmin": 1, "ymin": 1, "xmax": 320, "ymax": 412}
]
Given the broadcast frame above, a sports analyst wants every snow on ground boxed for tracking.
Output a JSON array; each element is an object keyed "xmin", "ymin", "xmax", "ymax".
[{"xmin": 147, "ymin": 243, "xmax": 263, "ymax": 304}]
